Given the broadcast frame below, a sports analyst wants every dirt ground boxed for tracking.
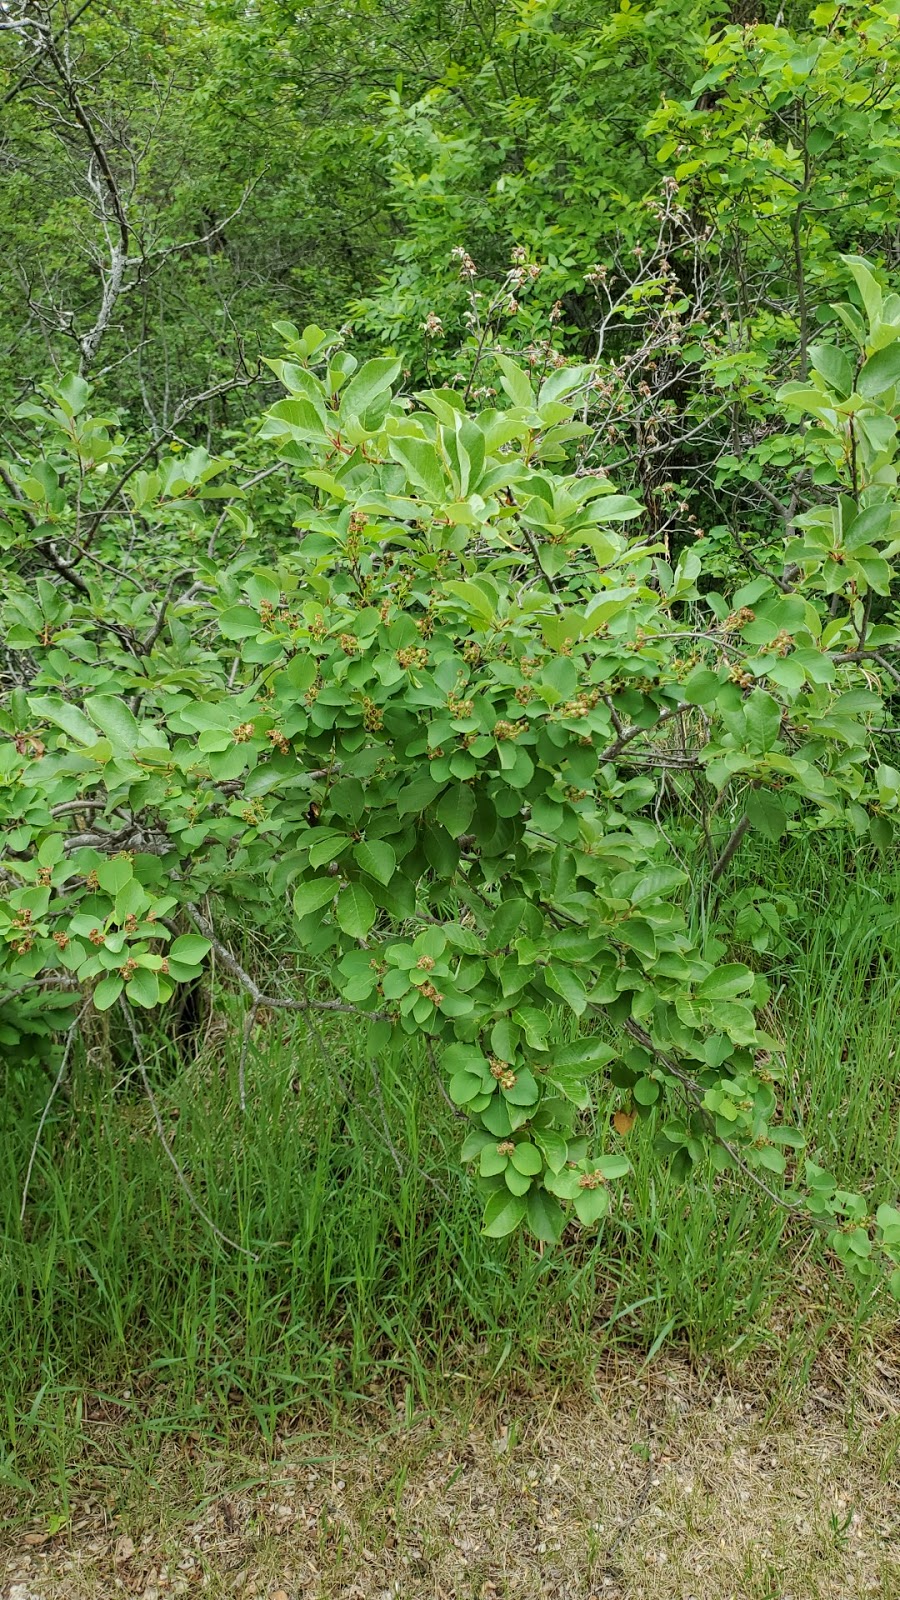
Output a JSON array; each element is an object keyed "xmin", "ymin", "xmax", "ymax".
[{"xmin": 3, "ymin": 1351, "xmax": 900, "ymax": 1600}]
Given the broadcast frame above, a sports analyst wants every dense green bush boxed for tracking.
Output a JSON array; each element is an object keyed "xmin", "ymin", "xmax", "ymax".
[
  {"xmin": 2, "ymin": 0, "xmax": 900, "ymax": 1308},
  {"xmin": 3, "ymin": 266, "xmax": 900, "ymax": 1282}
]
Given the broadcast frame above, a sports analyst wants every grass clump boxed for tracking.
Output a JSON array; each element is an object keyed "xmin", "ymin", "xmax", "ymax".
[{"xmin": 0, "ymin": 839, "xmax": 898, "ymax": 1508}]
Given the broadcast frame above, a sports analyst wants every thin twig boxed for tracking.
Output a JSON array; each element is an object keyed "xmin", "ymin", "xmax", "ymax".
[
  {"xmin": 301, "ymin": 983, "xmax": 449, "ymax": 1196},
  {"xmin": 833, "ymin": 643, "xmax": 900, "ymax": 666},
  {"xmin": 206, "ymin": 462, "xmax": 286, "ymax": 558},
  {"xmin": 0, "ymin": 463, "xmax": 91, "ymax": 596},
  {"xmin": 709, "ymin": 812, "xmax": 750, "ymax": 883},
  {"xmin": 20, "ymin": 1006, "xmax": 86, "ymax": 1221},
  {"xmin": 119, "ymin": 998, "xmax": 258, "ymax": 1258},
  {"xmin": 78, "ymin": 371, "xmax": 262, "ymax": 551},
  {"xmin": 238, "ymin": 1001, "xmax": 258, "ymax": 1114},
  {"xmin": 1, "ymin": 0, "xmax": 97, "ymax": 107},
  {"xmin": 518, "ymin": 521, "xmax": 565, "ymax": 617},
  {"xmin": 141, "ymin": 568, "xmax": 192, "ymax": 654},
  {"xmin": 729, "ymin": 522, "xmax": 792, "ymax": 593},
  {"xmin": 600, "ymin": 702, "xmax": 686, "ymax": 762},
  {"xmin": 623, "ymin": 1019, "xmax": 807, "ymax": 1217},
  {"xmin": 370, "ymin": 1058, "xmax": 405, "ymax": 1180},
  {"xmin": 427, "ymin": 1038, "xmax": 466, "ymax": 1121},
  {"xmin": 184, "ymin": 904, "xmax": 380, "ymax": 1016},
  {"xmin": 300, "ymin": 993, "xmax": 407, "ymax": 1172},
  {"xmin": 874, "ymin": 652, "xmax": 900, "ymax": 690}
]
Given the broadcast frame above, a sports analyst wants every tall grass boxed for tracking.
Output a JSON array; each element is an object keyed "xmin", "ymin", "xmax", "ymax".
[{"xmin": 1, "ymin": 837, "xmax": 898, "ymax": 1499}]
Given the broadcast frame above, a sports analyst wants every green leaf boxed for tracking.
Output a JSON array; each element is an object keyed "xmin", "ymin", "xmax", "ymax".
[
  {"xmin": 746, "ymin": 790, "xmax": 787, "ymax": 841},
  {"xmin": 858, "ymin": 342, "xmax": 900, "ymax": 399},
  {"xmin": 546, "ymin": 1065, "xmax": 591, "ymax": 1110},
  {"xmin": 353, "ymin": 839, "xmax": 396, "ymax": 885},
  {"xmin": 387, "ymin": 437, "xmax": 446, "ymax": 502},
  {"xmin": 57, "ymin": 373, "xmax": 91, "ymax": 416},
  {"xmin": 126, "ymin": 968, "xmax": 159, "ymax": 1008},
  {"xmin": 509, "ymin": 1141, "xmax": 543, "ymax": 1176},
  {"xmin": 169, "ymin": 935, "xmax": 212, "ymax": 965},
  {"xmin": 877, "ymin": 764, "xmax": 900, "ymax": 805},
  {"xmin": 115, "ymin": 879, "xmax": 148, "ymax": 922},
  {"xmin": 29, "ymin": 694, "xmax": 98, "ymax": 745},
  {"xmin": 593, "ymin": 1154, "xmax": 631, "ymax": 1180},
  {"xmin": 424, "ymin": 823, "xmax": 459, "ymax": 878},
  {"xmin": 490, "ymin": 1017, "xmax": 518, "ymax": 1060},
  {"xmin": 791, "ymin": 649, "xmax": 835, "ymax": 685},
  {"xmin": 744, "ymin": 689, "xmax": 782, "ymax": 750},
  {"xmin": 809, "ymin": 342, "xmax": 853, "ymax": 397},
  {"xmin": 293, "ymin": 878, "xmax": 339, "ymax": 917},
  {"xmin": 488, "ymin": 899, "xmax": 526, "ymax": 949},
  {"xmin": 219, "ymin": 605, "xmax": 261, "ymax": 639},
  {"xmin": 481, "ymin": 1190, "xmax": 527, "ymax": 1237},
  {"xmin": 93, "ymin": 975, "xmax": 124, "ymax": 1012},
  {"xmin": 449, "ymin": 1070, "xmax": 484, "ymax": 1106},
  {"xmin": 396, "ymin": 771, "xmax": 442, "ymax": 816},
  {"xmin": 870, "ymin": 814, "xmax": 894, "ymax": 850},
  {"xmin": 696, "ymin": 964, "xmax": 754, "ymax": 1001},
  {"xmin": 544, "ymin": 1167, "xmax": 582, "ymax": 1201},
  {"xmin": 336, "ymin": 883, "xmax": 376, "ymax": 938},
  {"xmin": 436, "ymin": 783, "xmax": 475, "ymax": 836},
  {"xmin": 444, "ymin": 922, "xmax": 482, "ymax": 955},
  {"xmin": 682, "ymin": 668, "xmax": 723, "ymax": 705},
  {"xmin": 443, "ymin": 579, "xmax": 496, "ymax": 624},
  {"xmin": 504, "ymin": 1067, "xmax": 540, "ymax": 1106},
  {"xmin": 534, "ymin": 1127, "xmax": 568, "ymax": 1174},
  {"xmin": 574, "ymin": 1186, "xmax": 609, "ymax": 1225},
  {"xmin": 309, "ymin": 832, "xmax": 351, "ymax": 869},
  {"xmin": 37, "ymin": 833, "xmax": 64, "ymax": 868},
  {"xmin": 96, "ymin": 857, "xmax": 133, "ymax": 894},
  {"xmin": 805, "ymin": 1159, "xmax": 837, "ymax": 1193},
  {"xmin": 460, "ymin": 1129, "xmax": 492, "ymax": 1162},
  {"xmin": 633, "ymin": 1076, "xmax": 660, "ymax": 1106},
  {"xmin": 583, "ymin": 493, "xmax": 643, "ymax": 523},
  {"xmin": 504, "ymin": 1163, "xmax": 532, "ymax": 1196},
  {"xmin": 84, "ymin": 695, "xmax": 140, "ymax": 750},
  {"xmin": 842, "ymin": 255, "xmax": 883, "ymax": 325},
  {"xmin": 630, "ymin": 867, "xmax": 687, "ymax": 905},
  {"xmin": 330, "ymin": 777, "xmax": 367, "ymax": 823},
  {"xmin": 553, "ymin": 1038, "xmax": 617, "ymax": 1072},
  {"xmin": 480, "ymin": 1145, "xmax": 510, "ymax": 1177},
  {"xmin": 495, "ymin": 354, "xmax": 534, "ymax": 409},
  {"xmin": 526, "ymin": 1188, "xmax": 565, "ymax": 1243},
  {"xmin": 545, "ymin": 962, "xmax": 587, "ymax": 1016},
  {"xmin": 366, "ymin": 1019, "xmax": 393, "ymax": 1059},
  {"xmin": 266, "ymin": 395, "xmax": 330, "ymax": 442},
  {"xmin": 340, "ymin": 357, "xmax": 401, "ymax": 419}
]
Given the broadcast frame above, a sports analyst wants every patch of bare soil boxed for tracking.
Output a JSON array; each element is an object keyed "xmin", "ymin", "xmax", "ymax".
[{"xmin": 3, "ymin": 1353, "xmax": 900, "ymax": 1600}]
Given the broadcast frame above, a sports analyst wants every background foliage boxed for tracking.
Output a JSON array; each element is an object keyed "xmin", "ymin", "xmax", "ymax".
[{"xmin": 2, "ymin": 0, "xmax": 900, "ymax": 1480}]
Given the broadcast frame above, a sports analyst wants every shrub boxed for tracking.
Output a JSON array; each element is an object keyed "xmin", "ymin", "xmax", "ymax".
[{"xmin": 2, "ymin": 287, "xmax": 900, "ymax": 1284}]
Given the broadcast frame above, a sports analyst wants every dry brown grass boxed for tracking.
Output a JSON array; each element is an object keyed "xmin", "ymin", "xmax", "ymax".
[{"xmin": 3, "ymin": 1351, "xmax": 900, "ymax": 1600}]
